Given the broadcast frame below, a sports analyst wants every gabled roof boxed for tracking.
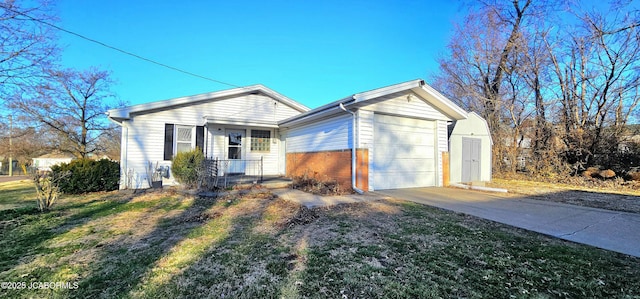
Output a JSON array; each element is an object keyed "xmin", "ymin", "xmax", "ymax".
[
  {"xmin": 279, "ymin": 79, "xmax": 468, "ymax": 127},
  {"xmin": 450, "ymin": 111, "xmax": 494, "ymax": 145},
  {"xmin": 106, "ymin": 84, "xmax": 310, "ymax": 122}
]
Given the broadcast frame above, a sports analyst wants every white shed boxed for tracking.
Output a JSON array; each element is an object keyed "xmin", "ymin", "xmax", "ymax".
[{"xmin": 449, "ymin": 112, "xmax": 493, "ymax": 183}]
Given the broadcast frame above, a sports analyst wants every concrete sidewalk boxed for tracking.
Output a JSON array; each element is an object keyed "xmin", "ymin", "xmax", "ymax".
[
  {"xmin": 0, "ymin": 175, "xmax": 30, "ymax": 183},
  {"xmin": 377, "ymin": 187, "xmax": 640, "ymax": 258}
]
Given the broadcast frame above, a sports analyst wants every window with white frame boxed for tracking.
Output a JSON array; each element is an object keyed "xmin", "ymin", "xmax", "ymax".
[
  {"xmin": 250, "ymin": 130, "xmax": 271, "ymax": 152},
  {"xmin": 175, "ymin": 125, "xmax": 194, "ymax": 153}
]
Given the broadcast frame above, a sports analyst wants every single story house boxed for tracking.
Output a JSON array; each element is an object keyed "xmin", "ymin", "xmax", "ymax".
[
  {"xmin": 107, "ymin": 79, "xmax": 490, "ymax": 191},
  {"xmin": 32, "ymin": 152, "xmax": 75, "ymax": 171}
]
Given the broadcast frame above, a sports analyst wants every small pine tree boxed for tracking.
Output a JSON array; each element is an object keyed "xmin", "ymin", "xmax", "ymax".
[{"xmin": 171, "ymin": 148, "xmax": 205, "ymax": 188}]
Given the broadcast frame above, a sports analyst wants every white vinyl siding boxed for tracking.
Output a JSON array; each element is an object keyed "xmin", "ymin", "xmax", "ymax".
[
  {"xmin": 285, "ymin": 115, "xmax": 352, "ymax": 153},
  {"xmin": 130, "ymin": 94, "xmax": 301, "ymax": 124},
  {"xmin": 246, "ymin": 129, "xmax": 280, "ymax": 175},
  {"xmin": 358, "ymin": 110, "xmax": 374, "ymax": 148},
  {"xmin": 361, "ymin": 93, "xmax": 451, "ymax": 121}
]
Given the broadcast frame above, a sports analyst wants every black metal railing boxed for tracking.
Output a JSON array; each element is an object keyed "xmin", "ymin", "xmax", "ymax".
[{"xmin": 204, "ymin": 157, "xmax": 264, "ymax": 188}]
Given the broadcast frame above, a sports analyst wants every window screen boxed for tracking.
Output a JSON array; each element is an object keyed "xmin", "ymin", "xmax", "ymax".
[{"xmin": 176, "ymin": 126, "xmax": 193, "ymax": 153}]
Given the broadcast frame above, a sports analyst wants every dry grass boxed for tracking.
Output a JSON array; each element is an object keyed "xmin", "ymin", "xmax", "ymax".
[
  {"xmin": 488, "ymin": 178, "xmax": 640, "ymax": 213},
  {"xmin": 1, "ymin": 182, "xmax": 639, "ymax": 298},
  {"xmin": 290, "ymin": 175, "xmax": 351, "ymax": 196}
]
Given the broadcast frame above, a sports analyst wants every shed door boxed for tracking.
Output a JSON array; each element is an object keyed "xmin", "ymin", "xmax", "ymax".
[
  {"xmin": 372, "ymin": 114, "xmax": 436, "ymax": 190},
  {"xmin": 462, "ymin": 137, "xmax": 481, "ymax": 182}
]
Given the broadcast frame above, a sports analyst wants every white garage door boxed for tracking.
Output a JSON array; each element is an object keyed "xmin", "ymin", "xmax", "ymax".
[{"xmin": 372, "ymin": 114, "xmax": 436, "ymax": 190}]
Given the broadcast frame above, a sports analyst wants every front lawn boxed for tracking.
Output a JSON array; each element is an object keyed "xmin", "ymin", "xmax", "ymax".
[
  {"xmin": 0, "ymin": 180, "xmax": 36, "ymax": 211},
  {"xmin": 0, "ymin": 182, "xmax": 638, "ymax": 298}
]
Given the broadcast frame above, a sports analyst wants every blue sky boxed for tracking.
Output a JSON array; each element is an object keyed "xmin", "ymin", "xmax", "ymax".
[{"xmin": 57, "ymin": 0, "xmax": 463, "ymax": 108}]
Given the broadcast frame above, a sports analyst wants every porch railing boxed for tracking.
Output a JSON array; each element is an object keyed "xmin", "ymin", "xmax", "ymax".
[{"xmin": 204, "ymin": 157, "xmax": 264, "ymax": 188}]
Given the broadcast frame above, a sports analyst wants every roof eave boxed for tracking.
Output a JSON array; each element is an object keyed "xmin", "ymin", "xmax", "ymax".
[
  {"xmin": 278, "ymin": 96, "xmax": 355, "ymax": 127},
  {"xmin": 414, "ymin": 84, "xmax": 468, "ymax": 120},
  {"xmin": 352, "ymin": 79, "xmax": 424, "ymax": 102},
  {"xmin": 279, "ymin": 78, "xmax": 469, "ymax": 126},
  {"xmin": 105, "ymin": 84, "xmax": 310, "ymax": 120}
]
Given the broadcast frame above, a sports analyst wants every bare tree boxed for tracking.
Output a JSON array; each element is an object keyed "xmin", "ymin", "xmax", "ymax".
[
  {"xmin": 0, "ymin": 122, "xmax": 50, "ymax": 163},
  {"xmin": 0, "ymin": 0, "xmax": 58, "ymax": 100},
  {"xmin": 95, "ymin": 125, "xmax": 121, "ymax": 160},
  {"xmin": 434, "ymin": 0, "xmax": 540, "ymax": 173},
  {"xmin": 435, "ymin": 0, "xmax": 640, "ymax": 177},
  {"xmin": 10, "ymin": 68, "xmax": 122, "ymax": 158},
  {"xmin": 544, "ymin": 2, "xmax": 640, "ymax": 171}
]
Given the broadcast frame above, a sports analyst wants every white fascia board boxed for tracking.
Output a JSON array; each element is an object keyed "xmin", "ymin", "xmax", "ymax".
[
  {"xmin": 279, "ymin": 79, "xmax": 425, "ymax": 127},
  {"xmin": 278, "ymin": 96, "xmax": 355, "ymax": 126},
  {"xmin": 256, "ymin": 85, "xmax": 310, "ymax": 112},
  {"xmin": 204, "ymin": 117, "xmax": 279, "ymax": 128},
  {"xmin": 415, "ymin": 84, "xmax": 468, "ymax": 120},
  {"xmin": 278, "ymin": 105, "xmax": 348, "ymax": 128},
  {"xmin": 352, "ymin": 79, "xmax": 423, "ymax": 102},
  {"xmin": 105, "ymin": 84, "xmax": 310, "ymax": 120}
]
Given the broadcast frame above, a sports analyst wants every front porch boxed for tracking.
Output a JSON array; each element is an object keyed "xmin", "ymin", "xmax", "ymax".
[{"xmin": 203, "ymin": 158, "xmax": 291, "ymax": 188}]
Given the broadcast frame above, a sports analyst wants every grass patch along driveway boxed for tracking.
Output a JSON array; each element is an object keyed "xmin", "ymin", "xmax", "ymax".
[
  {"xmin": 488, "ymin": 178, "xmax": 640, "ymax": 214},
  {"xmin": 0, "ymin": 181, "xmax": 639, "ymax": 298}
]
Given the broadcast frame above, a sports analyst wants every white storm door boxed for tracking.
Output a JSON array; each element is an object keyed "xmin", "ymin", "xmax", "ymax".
[{"xmin": 226, "ymin": 129, "xmax": 246, "ymax": 174}]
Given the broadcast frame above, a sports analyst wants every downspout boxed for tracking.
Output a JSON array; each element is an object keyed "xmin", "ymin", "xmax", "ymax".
[{"xmin": 339, "ymin": 103, "xmax": 364, "ymax": 194}]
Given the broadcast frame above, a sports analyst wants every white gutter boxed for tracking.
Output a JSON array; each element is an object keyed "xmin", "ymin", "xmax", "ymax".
[{"xmin": 339, "ymin": 103, "xmax": 364, "ymax": 194}]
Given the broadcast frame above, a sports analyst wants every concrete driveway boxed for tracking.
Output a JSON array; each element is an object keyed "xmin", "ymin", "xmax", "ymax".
[{"xmin": 377, "ymin": 187, "xmax": 640, "ymax": 258}]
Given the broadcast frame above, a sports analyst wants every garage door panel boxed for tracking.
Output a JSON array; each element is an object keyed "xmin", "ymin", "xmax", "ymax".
[
  {"xmin": 381, "ymin": 123, "xmax": 433, "ymax": 133},
  {"xmin": 373, "ymin": 114, "xmax": 436, "ymax": 190},
  {"xmin": 373, "ymin": 172, "xmax": 436, "ymax": 190},
  {"xmin": 374, "ymin": 149, "xmax": 435, "ymax": 163},
  {"xmin": 380, "ymin": 124, "xmax": 433, "ymax": 134},
  {"xmin": 375, "ymin": 114, "xmax": 435, "ymax": 128},
  {"xmin": 373, "ymin": 158, "xmax": 435, "ymax": 172},
  {"xmin": 375, "ymin": 131, "xmax": 435, "ymax": 146}
]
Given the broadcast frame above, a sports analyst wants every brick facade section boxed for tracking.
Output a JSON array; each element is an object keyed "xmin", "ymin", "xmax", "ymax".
[
  {"xmin": 286, "ymin": 149, "xmax": 369, "ymax": 191},
  {"xmin": 442, "ymin": 151, "xmax": 450, "ymax": 186},
  {"xmin": 356, "ymin": 149, "xmax": 369, "ymax": 191}
]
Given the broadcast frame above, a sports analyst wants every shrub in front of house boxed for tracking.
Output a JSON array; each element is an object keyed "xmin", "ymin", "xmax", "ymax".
[
  {"xmin": 51, "ymin": 159, "xmax": 120, "ymax": 194},
  {"xmin": 171, "ymin": 148, "xmax": 205, "ymax": 188}
]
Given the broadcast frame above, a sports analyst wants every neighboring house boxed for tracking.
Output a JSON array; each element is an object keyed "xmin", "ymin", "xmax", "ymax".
[
  {"xmin": 449, "ymin": 112, "xmax": 493, "ymax": 183},
  {"xmin": 32, "ymin": 152, "xmax": 75, "ymax": 171},
  {"xmin": 107, "ymin": 79, "xmax": 490, "ymax": 191}
]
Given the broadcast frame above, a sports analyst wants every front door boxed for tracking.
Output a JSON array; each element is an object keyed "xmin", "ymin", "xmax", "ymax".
[
  {"xmin": 462, "ymin": 137, "xmax": 481, "ymax": 182},
  {"xmin": 226, "ymin": 129, "xmax": 245, "ymax": 174}
]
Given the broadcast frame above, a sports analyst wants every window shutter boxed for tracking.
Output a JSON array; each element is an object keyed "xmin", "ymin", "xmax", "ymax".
[
  {"xmin": 195, "ymin": 126, "xmax": 204, "ymax": 153},
  {"xmin": 164, "ymin": 124, "xmax": 174, "ymax": 160}
]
